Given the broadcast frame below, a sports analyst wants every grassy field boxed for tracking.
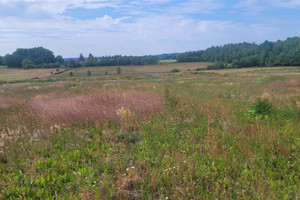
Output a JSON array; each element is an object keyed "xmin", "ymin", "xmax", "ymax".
[
  {"xmin": 0, "ymin": 62, "xmax": 211, "ymax": 82},
  {"xmin": 158, "ymin": 60, "xmax": 177, "ymax": 64},
  {"xmin": 0, "ymin": 68, "xmax": 54, "ymax": 81},
  {"xmin": 0, "ymin": 63, "xmax": 299, "ymax": 199}
]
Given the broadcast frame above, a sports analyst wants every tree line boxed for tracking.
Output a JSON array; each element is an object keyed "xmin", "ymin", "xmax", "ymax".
[
  {"xmin": 73, "ymin": 53, "xmax": 159, "ymax": 67},
  {"xmin": 2, "ymin": 47, "xmax": 64, "ymax": 69},
  {"xmin": 0, "ymin": 48, "xmax": 159, "ymax": 69},
  {"xmin": 1, "ymin": 36, "xmax": 299, "ymax": 69},
  {"xmin": 177, "ymin": 37, "xmax": 300, "ymax": 67}
]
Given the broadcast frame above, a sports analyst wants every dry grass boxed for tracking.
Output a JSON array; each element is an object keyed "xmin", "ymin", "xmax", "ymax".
[
  {"xmin": 269, "ymin": 77, "xmax": 300, "ymax": 88},
  {"xmin": 53, "ymin": 62, "xmax": 212, "ymax": 78},
  {"xmin": 30, "ymin": 90, "xmax": 164, "ymax": 125},
  {"xmin": 0, "ymin": 68, "xmax": 54, "ymax": 81},
  {"xmin": 209, "ymin": 66, "xmax": 300, "ymax": 75},
  {"xmin": 0, "ymin": 96, "xmax": 23, "ymax": 109}
]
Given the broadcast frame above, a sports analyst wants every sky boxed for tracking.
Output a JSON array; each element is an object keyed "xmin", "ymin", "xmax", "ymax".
[{"xmin": 0, "ymin": 0, "xmax": 300, "ymax": 57}]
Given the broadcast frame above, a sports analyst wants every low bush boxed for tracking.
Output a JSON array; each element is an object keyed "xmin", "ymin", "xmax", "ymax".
[
  {"xmin": 246, "ymin": 98, "xmax": 273, "ymax": 119},
  {"xmin": 87, "ymin": 70, "xmax": 92, "ymax": 76},
  {"xmin": 170, "ymin": 68, "xmax": 180, "ymax": 73}
]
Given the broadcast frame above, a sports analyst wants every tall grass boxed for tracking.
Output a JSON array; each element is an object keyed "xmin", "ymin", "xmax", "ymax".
[{"xmin": 30, "ymin": 90, "xmax": 163, "ymax": 125}]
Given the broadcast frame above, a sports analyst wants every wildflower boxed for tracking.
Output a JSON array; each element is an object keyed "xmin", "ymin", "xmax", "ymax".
[
  {"xmin": 54, "ymin": 124, "xmax": 60, "ymax": 129},
  {"xmin": 126, "ymin": 166, "xmax": 135, "ymax": 171},
  {"xmin": 116, "ymin": 107, "xmax": 134, "ymax": 119}
]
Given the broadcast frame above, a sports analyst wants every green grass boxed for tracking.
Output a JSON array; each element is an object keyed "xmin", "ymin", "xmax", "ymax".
[
  {"xmin": 159, "ymin": 59, "xmax": 177, "ymax": 64},
  {"xmin": 261, "ymin": 76, "xmax": 289, "ymax": 83},
  {"xmin": 0, "ymin": 66, "xmax": 8, "ymax": 70},
  {"xmin": 0, "ymin": 65, "xmax": 299, "ymax": 199}
]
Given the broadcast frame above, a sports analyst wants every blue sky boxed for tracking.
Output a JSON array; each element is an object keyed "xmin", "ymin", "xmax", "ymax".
[{"xmin": 0, "ymin": 0, "xmax": 300, "ymax": 57}]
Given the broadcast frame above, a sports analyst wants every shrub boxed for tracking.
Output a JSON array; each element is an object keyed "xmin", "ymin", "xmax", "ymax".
[
  {"xmin": 105, "ymin": 71, "xmax": 108, "ymax": 75},
  {"xmin": 195, "ymin": 68, "xmax": 204, "ymax": 71},
  {"xmin": 246, "ymin": 98, "xmax": 273, "ymax": 119},
  {"xmin": 170, "ymin": 68, "xmax": 180, "ymax": 73},
  {"xmin": 117, "ymin": 67, "xmax": 121, "ymax": 74},
  {"xmin": 69, "ymin": 72, "xmax": 73, "ymax": 77},
  {"xmin": 87, "ymin": 70, "xmax": 91, "ymax": 76},
  {"xmin": 206, "ymin": 61, "xmax": 228, "ymax": 70}
]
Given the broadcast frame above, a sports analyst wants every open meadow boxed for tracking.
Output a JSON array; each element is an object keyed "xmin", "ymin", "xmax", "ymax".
[{"xmin": 0, "ymin": 63, "xmax": 299, "ymax": 199}]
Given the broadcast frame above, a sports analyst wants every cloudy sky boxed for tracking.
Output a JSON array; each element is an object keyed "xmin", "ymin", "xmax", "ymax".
[{"xmin": 0, "ymin": 0, "xmax": 300, "ymax": 57}]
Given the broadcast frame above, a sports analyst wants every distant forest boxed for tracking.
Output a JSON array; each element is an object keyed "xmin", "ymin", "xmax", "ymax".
[
  {"xmin": 0, "ymin": 48, "xmax": 159, "ymax": 69},
  {"xmin": 1, "ymin": 37, "xmax": 300, "ymax": 69},
  {"xmin": 75, "ymin": 54, "xmax": 159, "ymax": 68},
  {"xmin": 177, "ymin": 37, "xmax": 300, "ymax": 68}
]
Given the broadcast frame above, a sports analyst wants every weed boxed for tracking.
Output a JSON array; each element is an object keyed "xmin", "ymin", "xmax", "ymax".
[
  {"xmin": 0, "ymin": 152, "xmax": 8, "ymax": 164},
  {"xmin": 246, "ymin": 98, "xmax": 273, "ymax": 119}
]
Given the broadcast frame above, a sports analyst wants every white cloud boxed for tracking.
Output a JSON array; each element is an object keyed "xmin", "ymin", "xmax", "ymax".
[
  {"xmin": 0, "ymin": 0, "xmax": 124, "ymax": 18},
  {"xmin": 234, "ymin": 0, "xmax": 300, "ymax": 13},
  {"xmin": 234, "ymin": 0, "xmax": 267, "ymax": 14},
  {"xmin": 171, "ymin": 0, "xmax": 222, "ymax": 14},
  {"xmin": 0, "ymin": 0, "xmax": 299, "ymax": 57},
  {"xmin": 130, "ymin": 0, "xmax": 172, "ymax": 5},
  {"xmin": 272, "ymin": 0, "xmax": 300, "ymax": 8}
]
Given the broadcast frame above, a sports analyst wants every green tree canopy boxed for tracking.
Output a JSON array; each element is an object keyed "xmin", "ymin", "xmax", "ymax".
[
  {"xmin": 88, "ymin": 53, "xmax": 95, "ymax": 60},
  {"xmin": 55, "ymin": 55, "xmax": 64, "ymax": 63},
  {"xmin": 177, "ymin": 37, "xmax": 300, "ymax": 67},
  {"xmin": 22, "ymin": 58, "xmax": 35, "ymax": 69},
  {"xmin": 67, "ymin": 59, "xmax": 80, "ymax": 68},
  {"xmin": 4, "ymin": 47, "xmax": 62, "ymax": 68},
  {"xmin": 79, "ymin": 53, "xmax": 85, "ymax": 62}
]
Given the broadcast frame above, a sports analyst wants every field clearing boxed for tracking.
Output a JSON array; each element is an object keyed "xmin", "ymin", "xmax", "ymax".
[
  {"xmin": 0, "ymin": 62, "xmax": 211, "ymax": 81},
  {"xmin": 54, "ymin": 62, "xmax": 212, "ymax": 78},
  {"xmin": 0, "ymin": 64, "xmax": 299, "ymax": 199},
  {"xmin": 1, "ymin": 63, "xmax": 299, "ymax": 82},
  {"xmin": 158, "ymin": 59, "xmax": 177, "ymax": 64},
  {"xmin": 0, "ymin": 68, "xmax": 54, "ymax": 81}
]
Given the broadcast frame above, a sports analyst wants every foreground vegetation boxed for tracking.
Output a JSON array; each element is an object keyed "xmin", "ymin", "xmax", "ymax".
[{"xmin": 0, "ymin": 63, "xmax": 299, "ymax": 199}]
